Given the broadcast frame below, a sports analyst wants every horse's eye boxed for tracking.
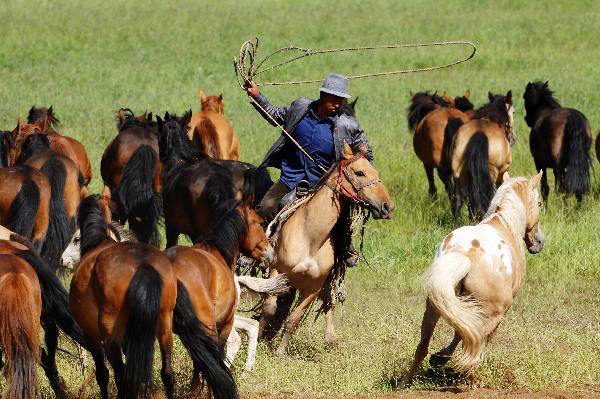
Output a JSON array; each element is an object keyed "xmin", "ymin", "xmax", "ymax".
[
  {"xmin": 538, "ymin": 201, "xmax": 542, "ymax": 207},
  {"xmin": 355, "ymin": 170, "xmax": 366, "ymax": 177}
]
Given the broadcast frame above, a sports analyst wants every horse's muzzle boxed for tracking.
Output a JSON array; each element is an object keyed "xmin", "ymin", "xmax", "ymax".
[
  {"xmin": 527, "ymin": 230, "xmax": 544, "ymax": 254},
  {"xmin": 371, "ymin": 200, "xmax": 394, "ymax": 220}
]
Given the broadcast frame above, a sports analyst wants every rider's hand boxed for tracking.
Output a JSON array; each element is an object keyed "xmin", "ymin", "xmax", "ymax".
[{"xmin": 245, "ymin": 81, "xmax": 259, "ymax": 98}]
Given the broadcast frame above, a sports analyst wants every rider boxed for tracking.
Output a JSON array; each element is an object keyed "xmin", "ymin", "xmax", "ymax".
[{"xmin": 245, "ymin": 73, "xmax": 373, "ymax": 265}]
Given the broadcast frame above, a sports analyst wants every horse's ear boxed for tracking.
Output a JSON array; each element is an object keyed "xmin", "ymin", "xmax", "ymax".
[
  {"xmin": 529, "ymin": 170, "xmax": 543, "ymax": 189},
  {"xmin": 27, "ymin": 106, "xmax": 35, "ymax": 122},
  {"xmin": 183, "ymin": 109, "xmax": 193, "ymax": 128},
  {"xmin": 544, "ymin": 80, "xmax": 549, "ymax": 87},
  {"xmin": 117, "ymin": 109, "xmax": 126, "ymax": 126},
  {"xmin": 48, "ymin": 105, "xmax": 53, "ymax": 117},
  {"xmin": 464, "ymin": 89, "xmax": 470, "ymax": 99},
  {"xmin": 488, "ymin": 92, "xmax": 494, "ymax": 101},
  {"xmin": 443, "ymin": 92, "xmax": 454, "ymax": 107},
  {"xmin": 342, "ymin": 142, "xmax": 354, "ymax": 160},
  {"xmin": 502, "ymin": 171, "xmax": 511, "ymax": 181},
  {"xmin": 506, "ymin": 90, "xmax": 512, "ymax": 102},
  {"xmin": 199, "ymin": 89, "xmax": 207, "ymax": 103},
  {"xmin": 156, "ymin": 115, "xmax": 163, "ymax": 132},
  {"xmin": 351, "ymin": 97, "xmax": 358, "ymax": 109},
  {"xmin": 164, "ymin": 111, "xmax": 170, "ymax": 120},
  {"xmin": 218, "ymin": 93, "xmax": 223, "ymax": 101}
]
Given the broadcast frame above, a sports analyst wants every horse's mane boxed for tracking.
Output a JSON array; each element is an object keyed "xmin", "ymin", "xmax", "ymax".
[
  {"xmin": 474, "ymin": 94, "xmax": 509, "ymax": 125},
  {"xmin": 484, "ymin": 177, "xmax": 527, "ymax": 240},
  {"xmin": 0, "ymin": 131, "xmax": 13, "ymax": 167},
  {"xmin": 17, "ymin": 133, "xmax": 51, "ymax": 164},
  {"xmin": 454, "ymin": 95, "xmax": 474, "ymax": 112},
  {"xmin": 117, "ymin": 109, "xmax": 157, "ymax": 131},
  {"xmin": 78, "ymin": 195, "xmax": 112, "ymax": 256},
  {"xmin": 27, "ymin": 106, "xmax": 62, "ymax": 128},
  {"xmin": 524, "ymin": 81, "xmax": 561, "ymax": 110},
  {"xmin": 407, "ymin": 91, "xmax": 449, "ymax": 131},
  {"xmin": 242, "ymin": 166, "xmax": 274, "ymax": 208}
]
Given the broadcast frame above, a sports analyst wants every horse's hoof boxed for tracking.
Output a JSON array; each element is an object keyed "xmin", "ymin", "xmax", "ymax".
[
  {"xmin": 325, "ymin": 335, "xmax": 337, "ymax": 347},
  {"xmin": 429, "ymin": 353, "xmax": 451, "ymax": 368},
  {"xmin": 274, "ymin": 347, "xmax": 286, "ymax": 357}
]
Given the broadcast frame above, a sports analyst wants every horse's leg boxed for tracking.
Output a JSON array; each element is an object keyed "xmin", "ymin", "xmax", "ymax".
[
  {"xmin": 425, "ymin": 165, "xmax": 437, "ymax": 198},
  {"xmin": 105, "ymin": 343, "xmax": 125, "ymax": 399},
  {"xmin": 430, "ymin": 331, "xmax": 461, "ymax": 367},
  {"xmin": 451, "ymin": 186, "xmax": 463, "ymax": 223},
  {"xmin": 539, "ymin": 167, "xmax": 549, "ymax": 201},
  {"xmin": 275, "ymin": 289, "xmax": 319, "ymax": 356},
  {"xmin": 166, "ymin": 224, "xmax": 179, "ymax": 248},
  {"xmin": 229, "ymin": 315, "xmax": 259, "ymax": 371},
  {"xmin": 258, "ymin": 294, "xmax": 277, "ymax": 339},
  {"xmin": 324, "ymin": 301, "xmax": 337, "ymax": 346},
  {"xmin": 40, "ymin": 321, "xmax": 67, "ymax": 399},
  {"xmin": 158, "ymin": 312, "xmax": 175, "ymax": 399},
  {"xmin": 90, "ymin": 348, "xmax": 110, "ymax": 399},
  {"xmin": 402, "ymin": 299, "xmax": 440, "ymax": 386},
  {"xmin": 225, "ymin": 328, "xmax": 242, "ymax": 368}
]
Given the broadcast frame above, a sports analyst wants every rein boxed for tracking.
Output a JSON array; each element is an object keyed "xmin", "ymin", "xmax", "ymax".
[{"xmin": 326, "ymin": 158, "xmax": 381, "ymax": 208}]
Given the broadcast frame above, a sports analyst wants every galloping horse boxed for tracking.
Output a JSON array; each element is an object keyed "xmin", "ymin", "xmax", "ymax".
[
  {"xmin": 408, "ymin": 91, "xmax": 474, "ymax": 198},
  {"xmin": 71, "ymin": 194, "xmax": 237, "ymax": 399},
  {"xmin": 100, "ymin": 108, "xmax": 162, "ymax": 245},
  {"xmin": 158, "ymin": 111, "xmax": 272, "ymax": 248},
  {"xmin": 524, "ymin": 81, "xmax": 592, "ymax": 202},
  {"xmin": 403, "ymin": 171, "xmax": 544, "ymax": 383},
  {"xmin": 27, "ymin": 106, "xmax": 93, "ymax": 185},
  {"xmin": 259, "ymin": 144, "xmax": 394, "ymax": 355},
  {"xmin": 187, "ymin": 90, "xmax": 241, "ymax": 160},
  {"xmin": 445, "ymin": 92, "xmax": 515, "ymax": 220}
]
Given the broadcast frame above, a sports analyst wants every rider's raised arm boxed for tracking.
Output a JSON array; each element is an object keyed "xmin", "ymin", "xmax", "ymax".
[{"xmin": 250, "ymin": 92, "xmax": 291, "ymax": 127}]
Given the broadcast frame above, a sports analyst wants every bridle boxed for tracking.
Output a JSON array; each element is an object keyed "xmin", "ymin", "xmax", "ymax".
[{"xmin": 326, "ymin": 156, "xmax": 381, "ymax": 208}]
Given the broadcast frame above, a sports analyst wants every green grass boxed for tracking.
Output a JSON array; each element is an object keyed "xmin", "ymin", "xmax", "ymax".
[{"xmin": 2, "ymin": 0, "xmax": 600, "ymax": 397}]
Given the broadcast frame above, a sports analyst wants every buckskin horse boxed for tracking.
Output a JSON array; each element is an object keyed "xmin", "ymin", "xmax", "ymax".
[
  {"xmin": 444, "ymin": 91, "xmax": 515, "ymax": 221},
  {"xmin": 259, "ymin": 144, "xmax": 394, "ymax": 355},
  {"xmin": 408, "ymin": 91, "xmax": 474, "ymax": 198},
  {"xmin": 403, "ymin": 171, "xmax": 544, "ymax": 384},
  {"xmin": 524, "ymin": 81, "xmax": 592, "ymax": 202},
  {"xmin": 100, "ymin": 108, "xmax": 162, "ymax": 245},
  {"xmin": 27, "ymin": 106, "xmax": 93, "ymax": 186},
  {"xmin": 187, "ymin": 90, "xmax": 241, "ymax": 160}
]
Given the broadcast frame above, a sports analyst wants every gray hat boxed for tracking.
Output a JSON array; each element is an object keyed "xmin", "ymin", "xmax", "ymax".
[{"xmin": 319, "ymin": 73, "xmax": 351, "ymax": 99}]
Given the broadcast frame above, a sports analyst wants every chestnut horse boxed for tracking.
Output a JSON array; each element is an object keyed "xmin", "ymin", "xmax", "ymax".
[
  {"xmin": 403, "ymin": 172, "xmax": 544, "ymax": 384},
  {"xmin": 187, "ymin": 90, "xmax": 241, "ymax": 160},
  {"xmin": 15, "ymin": 134, "xmax": 87, "ymax": 270},
  {"xmin": 524, "ymin": 81, "xmax": 592, "ymax": 202},
  {"xmin": 259, "ymin": 144, "xmax": 394, "ymax": 355},
  {"xmin": 27, "ymin": 106, "xmax": 93, "ymax": 185},
  {"xmin": 408, "ymin": 91, "xmax": 474, "ymax": 198},
  {"xmin": 157, "ymin": 111, "xmax": 272, "ymax": 248},
  {"xmin": 101, "ymin": 109, "xmax": 162, "ymax": 245},
  {"xmin": 445, "ymin": 92, "xmax": 515, "ymax": 220}
]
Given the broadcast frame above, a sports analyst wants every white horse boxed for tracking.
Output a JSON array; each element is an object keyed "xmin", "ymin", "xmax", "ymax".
[{"xmin": 404, "ymin": 171, "xmax": 544, "ymax": 383}]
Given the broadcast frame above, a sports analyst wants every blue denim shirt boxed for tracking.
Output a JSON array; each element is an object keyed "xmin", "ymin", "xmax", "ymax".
[{"xmin": 280, "ymin": 108, "xmax": 335, "ymax": 189}]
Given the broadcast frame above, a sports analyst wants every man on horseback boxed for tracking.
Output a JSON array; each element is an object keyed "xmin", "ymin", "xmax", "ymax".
[{"xmin": 246, "ymin": 73, "xmax": 373, "ymax": 266}]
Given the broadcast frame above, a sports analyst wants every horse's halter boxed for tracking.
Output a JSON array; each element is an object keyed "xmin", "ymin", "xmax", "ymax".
[{"xmin": 326, "ymin": 154, "xmax": 381, "ymax": 208}]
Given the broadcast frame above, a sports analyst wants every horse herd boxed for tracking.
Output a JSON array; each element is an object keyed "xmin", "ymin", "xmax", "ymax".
[{"xmin": 0, "ymin": 81, "xmax": 588, "ymax": 398}]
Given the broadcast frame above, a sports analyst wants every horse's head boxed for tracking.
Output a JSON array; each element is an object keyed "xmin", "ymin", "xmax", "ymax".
[
  {"xmin": 503, "ymin": 90, "xmax": 516, "ymax": 145},
  {"xmin": 454, "ymin": 90, "xmax": 474, "ymax": 113},
  {"xmin": 199, "ymin": 89, "xmax": 225, "ymax": 114},
  {"xmin": 156, "ymin": 110, "xmax": 194, "ymax": 165},
  {"xmin": 338, "ymin": 97, "xmax": 358, "ymax": 117},
  {"xmin": 477, "ymin": 91, "xmax": 515, "ymax": 146},
  {"xmin": 9, "ymin": 118, "xmax": 45, "ymax": 165},
  {"xmin": 27, "ymin": 105, "xmax": 61, "ymax": 129},
  {"xmin": 239, "ymin": 203, "xmax": 273, "ymax": 264},
  {"xmin": 336, "ymin": 143, "xmax": 394, "ymax": 219}
]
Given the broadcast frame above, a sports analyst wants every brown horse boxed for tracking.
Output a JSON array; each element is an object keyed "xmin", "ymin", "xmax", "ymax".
[
  {"xmin": 187, "ymin": 90, "xmax": 241, "ymax": 160},
  {"xmin": 524, "ymin": 81, "xmax": 592, "ymax": 202},
  {"xmin": 101, "ymin": 109, "xmax": 162, "ymax": 245},
  {"xmin": 403, "ymin": 172, "xmax": 544, "ymax": 384},
  {"xmin": 596, "ymin": 130, "xmax": 600, "ymax": 164},
  {"xmin": 408, "ymin": 91, "xmax": 474, "ymax": 197},
  {"xmin": 259, "ymin": 144, "xmax": 394, "ymax": 355},
  {"xmin": 445, "ymin": 91, "xmax": 515, "ymax": 220},
  {"xmin": 27, "ymin": 106, "xmax": 93, "ymax": 185}
]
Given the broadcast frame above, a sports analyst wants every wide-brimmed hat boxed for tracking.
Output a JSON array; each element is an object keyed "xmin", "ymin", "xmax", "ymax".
[{"xmin": 319, "ymin": 73, "xmax": 351, "ymax": 99}]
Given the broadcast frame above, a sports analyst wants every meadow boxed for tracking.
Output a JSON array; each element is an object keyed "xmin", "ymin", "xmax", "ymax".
[{"xmin": 1, "ymin": 0, "xmax": 600, "ymax": 397}]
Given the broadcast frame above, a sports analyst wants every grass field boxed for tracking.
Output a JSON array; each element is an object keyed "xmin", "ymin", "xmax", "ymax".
[{"xmin": 2, "ymin": 0, "xmax": 600, "ymax": 397}]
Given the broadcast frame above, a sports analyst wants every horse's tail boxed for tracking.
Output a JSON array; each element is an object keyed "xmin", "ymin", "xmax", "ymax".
[
  {"xmin": 236, "ymin": 274, "xmax": 290, "ymax": 296},
  {"xmin": 440, "ymin": 117, "xmax": 464, "ymax": 184},
  {"xmin": 193, "ymin": 117, "xmax": 220, "ymax": 158},
  {"xmin": 7, "ymin": 176, "xmax": 40, "ymax": 246},
  {"xmin": 40, "ymin": 157, "xmax": 71, "ymax": 270},
  {"xmin": 561, "ymin": 110, "xmax": 592, "ymax": 198},
  {"xmin": 122, "ymin": 263, "xmax": 163, "ymax": 399},
  {"xmin": 115, "ymin": 145, "xmax": 161, "ymax": 246},
  {"xmin": 0, "ymin": 271, "xmax": 41, "ymax": 399},
  {"xmin": 173, "ymin": 281, "xmax": 238, "ymax": 399},
  {"xmin": 423, "ymin": 252, "xmax": 487, "ymax": 373},
  {"xmin": 463, "ymin": 132, "xmax": 493, "ymax": 220},
  {"xmin": 15, "ymin": 249, "xmax": 88, "ymax": 349}
]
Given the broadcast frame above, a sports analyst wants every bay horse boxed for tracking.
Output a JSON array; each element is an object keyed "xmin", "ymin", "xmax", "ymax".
[
  {"xmin": 27, "ymin": 106, "xmax": 93, "ymax": 186},
  {"xmin": 157, "ymin": 111, "xmax": 272, "ymax": 248},
  {"xmin": 259, "ymin": 143, "xmax": 393, "ymax": 355},
  {"xmin": 187, "ymin": 90, "xmax": 241, "ymax": 160},
  {"xmin": 445, "ymin": 91, "xmax": 515, "ymax": 220},
  {"xmin": 524, "ymin": 81, "xmax": 592, "ymax": 202},
  {"xmin": 403, "ymin": 171, "xmax": 544, "ymax": 384},
  {"xmin": 15, "ymin": 133, "xmax": 87, "ymax": 270},
  {"xmin": 408, "ymin": 91, "xmax": 474, "ymax": 198},
  {"xmin": 101, "ymin": 108, "xmax": 162, "ymax": 245}
]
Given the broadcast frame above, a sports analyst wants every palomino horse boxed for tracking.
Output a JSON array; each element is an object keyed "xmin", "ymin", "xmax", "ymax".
[
  {"xmin": 403, "ymin": 171, "xmax": 544, "ymax": 383},
  {"xmin": 157, "ymin": 111, "xmax": 272, "ymax": 248},
  {"xmin": 408, "ymin": 91, "xmax": 474, "ymax": 198},
  {"xmin": 260, "ymin": 144, "xmax": 394, "ymax": 355},
  {"xmin": 524, "ymin": 81, "xmax": 592, "ymax": 202},
  {"xmin": 15, "ymin": 133, "xmax": 87, "ymax": 270},
  {"xmin": 101, "ymin": 108, "xmax": 162, "ymax": 245},
  {"xmin": 27, "ymin": 106, "xmax": 93, "ymax": 185},
  {"xmin": 187, "ymin": 90, "xmax": 241, "ymax": 160},
  {"xmin": 445, "ymin": 91, "xmax": 515, "ymax": 220}
]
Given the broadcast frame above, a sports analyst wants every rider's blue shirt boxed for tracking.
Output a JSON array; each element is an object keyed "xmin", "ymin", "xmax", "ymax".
[{"xmin": 280, "ymin": 107, "xmax": 335, "ymax": 190}]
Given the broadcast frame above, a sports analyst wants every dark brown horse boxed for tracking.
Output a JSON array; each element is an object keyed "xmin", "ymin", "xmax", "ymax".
[
  {"xmin": 524, "ymin": 81, "xmax": 592, "ymax": 201},
  {"xmin": 100, "ymin": 109, "xmax": 162, "ymax": 245},
  {"xmin": 157, "ymin": 111, "xmax": 272, "ymax": 248},
  {"xmin": 27, "ymin": 106, "xmax": 93, "ymax": 186},
  {"xmin": 14, "ymin": 133, "xmax": 87, "ymax": 270},
  {"xmin": 408, "ymin": 91, "xmax": 474, "ymax": 198}
]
